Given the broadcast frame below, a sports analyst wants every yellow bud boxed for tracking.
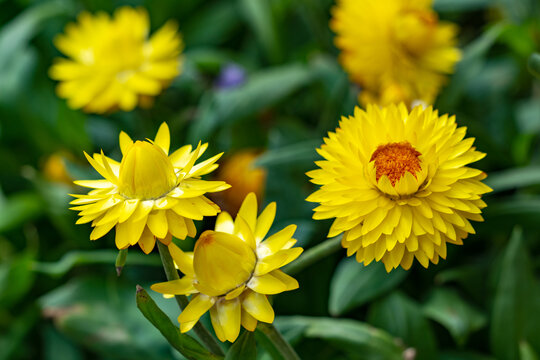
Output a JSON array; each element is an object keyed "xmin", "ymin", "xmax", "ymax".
[
  {"xmin": 119, "ymin": 141, "xmax": 177, "ymax": 199},
  {"xmin": 193, "ymin": 231, "xmax": 256, "ymax": 296}
]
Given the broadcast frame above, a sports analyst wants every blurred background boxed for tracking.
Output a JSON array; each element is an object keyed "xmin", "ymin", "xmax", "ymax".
[{"xmin": 1, "ymin": 0, "xmax": 540, "ymax": 359}]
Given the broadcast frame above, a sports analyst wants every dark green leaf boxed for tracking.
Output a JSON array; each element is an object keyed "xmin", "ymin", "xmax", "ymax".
[
  {"xmin": 188, "ymin": 64, "xmax": 315, "ymax": 142},
  {"xmin": 490, "ymin": 227, "xmax": 540, "ymax": 359},
  {"xmin": 275, "ymin": 316, "xmax": 403, "ymax": 360},
  {"xmin": 439, "ymin": 351, "xmax": 496, "ymax": 360},
  {"xmin": 32, "ymin": 250, "xmax": 161, "ymax": 277},
  {"xmin": 520, "ymin": 341, "xmax": 540, "ymax": 360},
  {"xmin": 0, "ymin": 192, "xmax": 44, "ymax": 233},
  {"xmin": 225, "ymin": 331, "xmax": 256, "ymax": 360},
  {"xmin": 434, "ymin": 0, "xmax": 492, "ymax": 12},
  {"xmin": 254, "ymin": 140, "xmax": 320, "ymax": 168},
  {"xmin": 367, "ymin": 292, "xmax": 438, "ymax": 360},
  {"xmin": 329, "ymin": 258, "xmax": 407, "ymax": 316},
  {"xmin": 136, "ymin": 286, "xmax": 221, "ymax": 360},
  {"xmin": 423, "ymin": 288, "xmax": 486, "ymax": 346},
  {"xmin": 528, "ymin": 53, "xmax": 540, "ymax": 80},
  {"xmin": 0, "ymin": 252, "xmax": 35, "ymax": 308},
  {"xmin": 239, "ymin": 0, "xmax": 281, "ymax": 63},
  {"xmin": 486, "ymin": 166, "xmax": 540, "ymax": 192}
]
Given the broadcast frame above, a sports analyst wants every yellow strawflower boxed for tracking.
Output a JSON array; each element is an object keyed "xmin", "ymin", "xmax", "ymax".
[
  {"xmin": 151, "ymin": 193, "xmax": 302, "ymax": 342},
  {"xmin": 214, "ymin": 150, "xmax": 267, "ymax": 215},
  {"xmin": 331, "ymin": 0, "xmax": 461, "ymax": 107},
  {"xmin": 307, "ymin": 104, "xmax": 491, "ymax": 272},
  {"xmin": 70, "ymin": 123, "xmax": 229, "ymax": 254},
  {"xmin": 50, "ymin": 7, "xmax": 182, "ymax": 114}
]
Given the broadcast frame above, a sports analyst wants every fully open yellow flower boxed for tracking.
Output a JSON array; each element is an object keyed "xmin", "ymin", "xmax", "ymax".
[
  {"xmin": 70, "ymin": 123, "xmax": 229, "ymax": 254},
  {"xmin": 50, "ymin": 7, "xmax": 182, "ymax": 114},
  {"xmin": 331, "ymin": 0, "xmax": 461, "ymax": 107},
  {"xmin": 151, "ymin": 193, "xmax": 302, "ymax": 342},
  {"xmin": 307, "ymin": 104, "xmax": 491, "ymax": 272}
]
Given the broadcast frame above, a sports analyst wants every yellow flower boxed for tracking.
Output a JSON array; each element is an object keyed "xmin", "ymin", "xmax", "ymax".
[
  {"xmin": 306, "ymin": 104, "xmax": 491, "ymax": 272},
  {"xmin": 50, "ymin": 7, "xmax": 182, "ymax": 114},
  {"xmin": 151, "ymin": 193, "xmax": 303, "ymax": 342},
  {"xmin": 70, "ymin": 123, "xmax": 230, "ymax": 254},
  {"xmin": 331, "ymin": 0, "xmax": 461, "ymax": 107},
  {"xmin": 213, "ymin": 150, "xmax": 267, "ymax": 215}
]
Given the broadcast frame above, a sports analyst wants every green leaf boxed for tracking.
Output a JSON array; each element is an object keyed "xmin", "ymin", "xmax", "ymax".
[
  {"xmin": 0, "ymin": 0, "xmax": 70, "ymax": 103},
  {"xmin": 32, "ymin": 250, "xmax": 161, "ymax": 277},
  {"xmin": 423, "ymin": 288, "xmax": 486, "ymax": 346},
  {"xmin": 188, "ymin": 64, "xmax": 315, "ymax": 143},
  {"xmin": 0, "ymin": 192, "xmax": 45, "ymax": 233},
  {"xmin": 275, "ymin": 316, "xmax": 404, "ymax": 360},
  {"xmin": 0, "ymin": 252, "xmax": 35, "ymax": 308},
  {"xmin": 225, "ymin": 331, "xmax": 256, "ymax": 360},
  {"xmin": 39, "ymin": 276, "xmax": 194, "ymax": 360},
  {"xmin": 367, "ymin": 292, "xmax": 438, "ymax": 360},
  {"xmin": 486, "ymin": 166, "xmax": 540, "ymax": 192},
  {"xmin": 528, "ymin": 53, "xmax": 540, "ymax": 80},
  {"xmin": 329, "ymin": 258, "xmax": 407, "ymax": 316},
  {"xmin": 439, "ymin": 351, "xmax": 496, "ymax": 360},
  {"xmin": 254, "ymin": 140, "xmax": 321, "ymax": 168},
  {"xmin": 490, "ymin": 227, "xmax": 540, "ymax": 359},
  {"xmin": 520, "ymin": 341, "xmax": 540, "ymax": 360},
  {"xmin": 239, "ymin": 0, "xmax": 282, "ymax": 63},
  {"xmin": 434, "ymin": 0, "xmax": 492, "ymax": 12},
  {"xmin": 136, "ymin": 286, "xmax": 221, "ymax": 360}
]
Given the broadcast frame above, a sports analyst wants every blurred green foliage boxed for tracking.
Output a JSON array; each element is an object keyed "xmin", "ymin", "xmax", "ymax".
[{"xmin": 0, "ymin": 0, "xmax": 540, "ymax": 359}]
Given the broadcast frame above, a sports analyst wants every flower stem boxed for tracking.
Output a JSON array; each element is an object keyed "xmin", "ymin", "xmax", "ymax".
[
  {"xmin": 283, "ymin": 235, "xmax": 343, "ymax": 276},
  {"xmin": 257, "ymin": 323, "xmax": 300, "ymax": 360},
  {"xmin": 157, "ymin": 241, "xmax": 225, "ymax": 357}
]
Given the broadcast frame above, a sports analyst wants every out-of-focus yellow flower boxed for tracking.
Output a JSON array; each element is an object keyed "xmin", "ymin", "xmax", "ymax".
[
  {"xmin": 307, "ymin": 104, "xmax": 491, "ymax": 272},
  {"xmin": 42, "ymin": 152, "xmax": 73, "ymax": 185},
  {"xmin": 331, "ymin": 0, "xmax": 461, "ymax": 107},
  {"xmin": 69, "ymin": 123, "xmax": 229, "ymax": 254},
  {"xmin": 50, "ymin": 7, "xmax": 182, "ymax": 114},
  {"xmin": 214, "ymin": 150, "xmax": 267, "ymax": 215},
  {"xmin": 151, "ymin": 193, "xmax": 302, "ymax": 342}
]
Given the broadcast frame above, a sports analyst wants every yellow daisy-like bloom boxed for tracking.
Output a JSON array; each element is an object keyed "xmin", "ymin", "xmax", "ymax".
[
  {"xmin": 214, "ymin": 150, "xmax": 267, "ymax": 215},
  {"xmin": 70, "ymin": 122, "xmax": 230, "ymax": 254},
  {"xmin": 151, "ymin": 193, "xmax": 303, "ymax": 342},
  {"xmin": 50, "ymin": 7, "xmax": 182, "ymax": 114},
  {"xmin": 306, "ymin": 104, "xmax": 491, "ymax": 272},
  {"xmin": 331, "ymin": 0, "xmax": 461, "ymax": 107}
]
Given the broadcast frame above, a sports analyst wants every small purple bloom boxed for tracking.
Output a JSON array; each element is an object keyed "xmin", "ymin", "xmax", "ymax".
[{"xmin": 215, "ymin": 63, "xmax": 247, "ymax": 89}]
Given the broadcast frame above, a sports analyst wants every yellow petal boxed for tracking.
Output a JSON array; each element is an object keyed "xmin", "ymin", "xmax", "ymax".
[
  {"xmin": 242, "ymin": 291, "xmax": 274, "ymax": 323},
  {"xmin": 74, "ymin": 180, "xmax": 113, "ymax": 189},
  {"xmin": 234, "ymin": 216, "xmax": 256, "ymax": 250},
  {"xmin": 247, "ymin": 273, "xmax": 287, "ymax": 294},
  {"xmin": 258, "ymin": 225, "xmax": 297, "ymax": 257},
  {"xmin": 215, "ymin": 212, "xmax": 234, "ymax": 234},
  {"xmin": 225, "ymin": 284, "xmax": 246, "ymax": 300},
  {"xmin": 178, "ymin": 294, "xmax": 215, "ymax": 325},
  {"xmin": 119, "ymin": 131, "xmax": 133, "ymax": 156},
  {"xmin": 270, "ymin": 270, "xmax": 299, "ymax": 291},
  {"xmin": 241, "ymin": 308, "xmax": 258, "ymax": 331},
  {"xmin": 118, "ymin": 199, "xmax": 140, "ymax": 223},
  {"xmin": 154, "ymin": 122, "xmax": 170, "ymax": 155},
  {"xmin": 210, "ymin": 306, "xmax": 226, "ymax": 342},
  {"xmin": 168, "ymin": 243, "xmax": 194, "ymax": 276},
  {"xmin": 151, "ymin": 278, "xmax": 196, "ymax": 295},
  {"xmin": 237, "ymin": 193, "xmax": 258, "ymax": 232},
  {"xmin": 89, "ymin": 220, "xmax": 116, "ymax": 240},
  {"xmin": 166, "ymin": 210, "xmax": 188, "ymax": 240},
  {"xmin": 147, "ymin": 210, "xmax": 168, "ymax": 239},
  {"xmin": 217, "ymin": 298, "xmax": 241, "ymax": 342},
  {"xmin": 254, "ymin": 202, "xmax": 276, "ymax": 243},
  {"xmin": 138, "ymin": 227, "xmax": 156, "ymax": 254},
  {"xmin": 115, "ymin": 213, "xmax": 148, "ymax": 247}
]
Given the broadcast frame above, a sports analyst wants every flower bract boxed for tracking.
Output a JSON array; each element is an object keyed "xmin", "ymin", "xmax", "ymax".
[
  {"xmin": 307, "ymin": 104, "xmax": 492, "ymax": 272},
  {"xmin": 70, "ymin": 122, "xmax": 229, "ymax": 254},
  {"xmin": 331, "ymin": 0, "xmax": 461, "ymax": 107},
  {"xmin": 50, "ymin": 6, "xmax": 182, "ymax": 113},
  {"xmin": 151, "ymin": 193, "xmax": 303, "ymax": 342}
]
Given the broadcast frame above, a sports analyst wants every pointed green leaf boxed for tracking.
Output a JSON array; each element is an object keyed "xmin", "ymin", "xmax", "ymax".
[
  {"xmin": 225, "ymin": 331, "xmax": 256, "ymax": 360},
  {"xmin": 329, "ymin": 258, "xmax": 407, "ymax": 316},
  {"xmin": 135, "ymin": 286, "xmax": 222, "ymax": 360}
]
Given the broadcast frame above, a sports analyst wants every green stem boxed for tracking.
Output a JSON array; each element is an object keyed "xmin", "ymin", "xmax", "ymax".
[
  {"xmin": 283, "ymin": 236, "xmax": 342, "ymax": 276},
  {"xmin": 157, "ymin": 241, "xmax": 224, "ymax": 356},
  {"xmin": 257, "ymin": 323, "xmax": 300, "ymax": 360}
]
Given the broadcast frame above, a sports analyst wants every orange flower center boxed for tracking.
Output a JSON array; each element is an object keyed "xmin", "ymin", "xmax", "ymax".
[{"xmin": 370, "ymin": 142, "xmax": 422, "ymax": 186}]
